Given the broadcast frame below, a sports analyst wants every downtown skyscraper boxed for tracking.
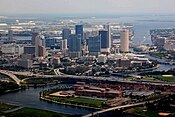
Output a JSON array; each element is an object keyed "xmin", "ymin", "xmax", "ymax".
[
  {"xmin": 62, "ymin": 28, "xmax": 71, "ymax": 40},
  {"xmin": 68, "ymin": 34, "xmax": 81, "ymax": 58},
  {"xmin": 75, "ymin": 25, "xmax": 84, "ymax": 44},
  {"xmin": 88, "ymin": 35, "xmax": 101, "ymax": 56}
]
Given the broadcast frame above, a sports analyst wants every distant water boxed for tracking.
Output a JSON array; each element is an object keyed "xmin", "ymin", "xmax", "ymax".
[
  {"xmin": 70, "ymin": 15, "xmax": 175, "ymax": 45},
  {"xmin": 3, "ymin": 15, "xmax": 175, "ymax": 45},
  {"xmin": 1, "ymin": 14, "xmax": 175, "ymax": 116},
  {"xmin": 1, "ymin": 36, "xmax": 31, "ymax": 40}
]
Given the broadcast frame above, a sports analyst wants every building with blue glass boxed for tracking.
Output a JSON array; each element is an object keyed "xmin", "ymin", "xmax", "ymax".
[
  {"xmin": 75, "ymin": 25, "xmax": 83, "ymax": 42},
  {"xmin": 68, "ymin": 34, "xmax": 81, "ymax": 58},
  {"xmin": 62, "ymin": 28, "xmax": 71, "ymax": 40},
  {"xmin": 99, "ymin": 30, "xmax": 109, "ymax": 48},
  {"xmin": 45, "ymin": 37, "xmax": 62, "ymax": 49},
  {"xmin": 88, "ymin": 35, "xmax": 101, "ymax": 56}
]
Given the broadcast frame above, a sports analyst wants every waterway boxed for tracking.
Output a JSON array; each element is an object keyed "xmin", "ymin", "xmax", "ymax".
[
  {"xmin": 0, "ymin": 84, "xmax": 133, "ymax": 116},
  {"xmin": 1, "ymin": 15, "xmax": 175, "ymax": 116},
  {"xmin": 145, "ymin": 54, "xmax": 175, "ymax": 71},
  {"xmin": 0, "ymin": 65, "xmax": 174, "ymax": 116},
  {"xmin": 0, "ymin": 60, "xmax": 174, "ymax": 116},
  {"xmin": 0, "ymin": 84, "xmax": 95, "ymax": 115}
]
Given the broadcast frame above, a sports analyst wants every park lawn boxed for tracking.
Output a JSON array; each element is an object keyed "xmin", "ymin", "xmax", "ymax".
[
  {"xmin": 141, "ymin": 77, "xmax": 155, "ymax": 81},
  {"xmin": 125, "ymin": 107, "xmax": 160, "ymax": 117},
  {"xmin": 49, "ymin": 97, "xmax": 104, "ymax": 108},
  {"xmin": 25, "ymin": 78, "xmax": 54, "ymax": 84},
  {"xmin": 126, "ymin": 77, "xmax": 135, "ymax": 80},
  {"xmin": 0, "ymin": 102, "xmax": 18, "ymax": 112},
  {"xmin": 126, "ymin": 77, "xmax": 155, "ymax": 81},
  {"xmin": 4, "ymin": 107, "xmax": 80, "ymax": 117},
  {"xmin": 152, "ymin": 75, "xmax": 175, "ymax": 82}
]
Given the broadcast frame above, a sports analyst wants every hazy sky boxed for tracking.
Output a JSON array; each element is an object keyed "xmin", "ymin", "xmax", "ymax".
[{"xmin": 0, "ymin": 0, "xmax": 175, "ymax": 15}]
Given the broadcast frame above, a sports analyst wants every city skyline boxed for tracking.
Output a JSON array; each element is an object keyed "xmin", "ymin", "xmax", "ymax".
[
  {"xmin": 0, "ymin": 0, "xmax": 175, "ymax": 117},
  {"xmin": 1, "ymin": 0, "xmax": 175, "ymax": 15}
]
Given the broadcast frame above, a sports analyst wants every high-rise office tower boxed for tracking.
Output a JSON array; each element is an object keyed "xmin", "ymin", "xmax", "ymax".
[
  {"xmin": 68, "ymin": 34, "xmax": 81, "ymax": 58},
  {"xmin": 8, "ymin": 29, "xmax": 13, "ymax": 40},
  {"xmin": 83, "ymin": 31, "xmax": 91, "ymax": 40},
  {"xmin": 60, "ymin": 39, "xmax": 68, "ymax": 50},
  {"xmin": 75, "ymin": 25, "xmax": 83, "ymax": 42},
  {"xmin": 60, "ymin": 39, "xmax": 68, "ymax": 56},
  {"xmin": 32, "ymin": 33, "xmax": 39, "ymax": 45},
  {"xmin": 88, "ymin": 36, "xmax": 101, "ymax": 56},
  {"xmin": 104, "ymin": 24, "xmax": 112, "ymax": 48},
  {"xmin": 62, "ymin": 28, "xmax": 71, "ymax": 40},
  {"xmin": 99, "ymin": 30, "xmax": 110, "ymax": 52},
  {"xmin": 35, "ymin": 34, "xmax": 46, "ymax": 57},
  {"xmin": 31, "ymin": 28, "xmax": 40, "ymax": 46},
  {"xmin": 120, "ymin": 29, "xmax": 129, "ymax": 52}
]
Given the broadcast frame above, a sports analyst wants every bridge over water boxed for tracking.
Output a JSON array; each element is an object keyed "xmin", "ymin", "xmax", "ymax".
[{"xmin": 0, "ymin": 70, "xmax": 21, "ymax": 85}]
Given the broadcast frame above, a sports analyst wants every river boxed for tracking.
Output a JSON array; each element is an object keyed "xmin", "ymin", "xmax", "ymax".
[
  {"xmin": 1, "ymin": 15, "xmax": 175, "ymax": 116},
  {"xmin": 145, "ymin": 54, "xmax": 175, "ymax": 71},
  {"xmin": 0, "ymin": 84, "xmax": 95, "ymax": 115},
  {"xmin": 0, "ymin": 60, "xmax": 174, "ymax": 116},
  {"xmin": 0, "ymin": 84, "xmax": 133, "ymax": 117}
]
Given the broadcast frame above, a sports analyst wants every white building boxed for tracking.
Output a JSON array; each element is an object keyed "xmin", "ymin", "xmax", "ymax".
[
  {"xmin": 81, "ymin": 56, "xmax": 96, "ymax": 61},
  {"xmin": 0, "ymin": 23, "xmax": 8, "ymax": 30},
  {"xmin": 120, "ymin": 29, "xmax": 129, "ymax": 52},
  {"xmin": 1, "ymin": 44, "xmax": 24, "ymax": 55},
  {"xmin": 98, "ymin": 54, "xmax": 107, "ymax": 63},
  {"xmin": 164, "ymin": 40, "xmax": 175, "ymax": 51},
  {"xmin": 60, "ymin": 39, "xmax": 68, "ymax": 50},
  {"xmin": 35, "ymin": 34, "xmax": 46, "ymax": 58}
]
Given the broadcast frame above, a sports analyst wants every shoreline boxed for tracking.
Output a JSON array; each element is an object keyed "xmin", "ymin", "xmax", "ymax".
[
  {"xmin": 0, "ymin": 88, "xmax": 21, "ymax": 95},
  {"xmin": 40, "ymin": 96, "xmax": 102, "ymax": 110}
]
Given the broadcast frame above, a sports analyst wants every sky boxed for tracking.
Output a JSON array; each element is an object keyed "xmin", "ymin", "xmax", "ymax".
[{"xmin": 0, "ymin": 0, "xmax": 175, "ymax": 15}]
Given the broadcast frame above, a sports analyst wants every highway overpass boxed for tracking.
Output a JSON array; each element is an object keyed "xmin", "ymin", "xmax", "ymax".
[{"xmin": 0, "ymin": 70, "xmax": 21, "ymax": 85}]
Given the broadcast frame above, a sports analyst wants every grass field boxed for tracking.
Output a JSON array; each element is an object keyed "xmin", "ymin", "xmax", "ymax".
[
  {"xmin": 49, "ymin": 97, "xmax": 104, "ymax": 108},
  {"xmin": 127, "ymin": 76, "xmax": 156, "ymax": 81},
  {"xmin": 0, "ymin": 102, "xmax": 18, "ymax": 112},
  {"xmin": 152, "ymin": 75, "xmax": 175, "ymax": 82},
  {"xmin": 125, "ymin": 107, "xmax": 160, "ymax": 117},
  {"xmin": 25, "ymin": 78, "xmax": 54, "ymax": 84},
  {"xmin": 4, "ymin": 107, "xmax": 80, "ymax": 117}
]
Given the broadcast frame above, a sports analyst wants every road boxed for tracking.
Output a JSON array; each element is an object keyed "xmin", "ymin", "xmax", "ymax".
[
  {"xmin": 5, "ymin": 70, "xmax": 175, "ymax": 87},
  {"xmin": 54, "ymin": 69, "xmax": 61, "ymax": 76},
  {"xmin": 55, "ymin": 74, "xmax": 175, "ymax": 87},
  {"xmin": 82, "ymin": 102, "xmax": 146, "ymax": 117},
  {"xmin": 0, "ymin": 70, "xmax": 21, "ymax": 85},
  {"xmin": 3, "ymin": 106, "xmax": 23, "ymax": 113},
  {"xmin": 2, "ymin": 69, "xmax": 175, "ymax": 87}
]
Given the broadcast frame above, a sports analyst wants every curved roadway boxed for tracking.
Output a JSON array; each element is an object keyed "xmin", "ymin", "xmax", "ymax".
[
  {"xmin": 82, "ymin": 102, "xmax": 146, "ymax": 117},
  {"xmin": 6, "ymin": 70, "xmax": 175, "ymax": 87},
  {"xmin": 0, "ymin": 70, "xmax": 21, "ymax": 85}
]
